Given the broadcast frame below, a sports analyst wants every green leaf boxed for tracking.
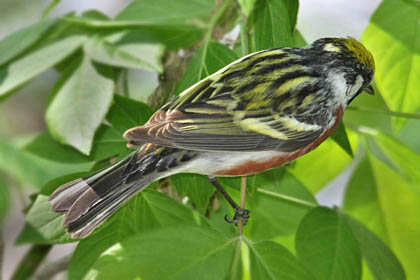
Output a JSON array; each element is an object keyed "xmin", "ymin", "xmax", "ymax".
[
  {"xmin": 46, "ymin": 55, "xmax": 115, "ymax": 155},
  {"xmin": 372, "ymin": 130, "xmax": 420, "ymax": 193},
  {"xmin": 24, "ymin": 132, "xmax": 93, "ymax": 163},
  {"xmin": 295, "ymin": 207, "xmax": 362, "ymax": 280},
  {"xmin": 238, "ymin": 0, "xmax": 257, "ymax": 16},
  {"xmin": 362, "ymin": 0, "xmax": 420, "ymax": 129},
  {"xmin": 330, "ymin": 122, "xmax": 354, "ymax": 157},
  {"xmin": 0, "ymin": 138, "xmax": 92, "ymax": 187},
  {"xmin": 16, "ymin": 195, "xmax": 73, "ymax": 244},
  {"xmin": 85, "ymin": 226, "xmax": 236, "ymax": 280},
  {"xmin": 343, "ymin": 157, "xmax": 389, "ymax": 242},
  {"xmin": 345, "ymin": 216, "xmax": 406, "ymax": 280},
  {"xmin": 0, "ymin": 35, "xmax": 86, "ymax": 100},
  {"xmin": 116, "ymin": 0, "xmax": 214, "ymax": 28},
  {"xmin": 292, "ymin": 30, "xmax": 307, "ymax": 47},
  {"xmin": 290, "ymin": 138, "xmax": 353, "ymax": 193},
  {"xmin": 90, "ymin": 95, "xmax": 154, "ymax": 160},
  {"xmin": 16, "ymin": 174, "xmax": 87, "ymax": 244},
  {"xmin": 0, "ymin": 177, "xmax": 9, "ymax": 222},
  {"xmin": 247, "ymin": 168, "xmax": 317, "ymax": 240},
  {"xmin": 356, "ymin": 155, "xmax": 420, "ymax": 279},
  {"xmin": 0, "ymin": 19, "xmax": 57, "ymax": 66},
  {"xmin": 25, "ymin": 95, "xmax": 153, "ymax": 163},
  {"xmin": 69, "ymin": 188, "xmax": 205, "ymax": 280},
  {"xmin": 247, "ymin": 240, "xmax": 315, "ymax": 280},
  {"xmin": 84, "ymin": 34, "xmax": 164, "ymax": 72},
  {"xmin": 100, "ymin": 28, "xmax": 202, "ymax": 53},
  {"xmin": 251, "ymin": 0, "xmax": 298, "ymax": 51},
  {"xmin": 171, "ymin": 173, "xmax": 214, "ymax": 214},
  {"xmin": 176, "ymin": 41, "xmax": 239, "ymax": 94}
]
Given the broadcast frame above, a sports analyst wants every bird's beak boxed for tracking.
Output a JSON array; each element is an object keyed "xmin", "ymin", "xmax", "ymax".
[{"xmin": 364, "ymin": 85, "xmax": 375, "ymax": 95}]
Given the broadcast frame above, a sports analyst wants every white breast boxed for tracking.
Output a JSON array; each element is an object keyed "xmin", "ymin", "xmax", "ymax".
[{"xmin": 182, "ymin": 150, "xmax": 286, "ymax": 176}]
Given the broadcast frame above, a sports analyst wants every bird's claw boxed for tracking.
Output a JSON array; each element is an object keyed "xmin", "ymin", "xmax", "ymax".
[{"xmin": 224, "ymin": 208, "xmax": 250, "ymax": 226}]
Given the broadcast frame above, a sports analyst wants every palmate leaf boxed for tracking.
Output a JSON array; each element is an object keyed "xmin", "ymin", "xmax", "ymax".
[
  {"xmin": 250, "ymin": 0, "xmax": 298, "ymax": 51},
  {"xmin": 246, "ymin": 168, "xmax": 317, "ymax": 240},
  {"xmin": 69, "ymin": 188, "xmax": 206, "ymax": 280},
  {"xmin": 345, "ymin": 215, "xmax": 405, "ymax": 280},
  {"xmin": 344, "ymin": 155, "xmax": 419, "ymax": 279},
  {"xmin": 362, "ymin": 0, "xmax": 420, "ymax": 129},
  {"xmin": 65, "ymin": 0, "xmax": 214, "ymax": 30},
  {"xmin": 83, "ymin": 34, "xmax": 165, "ymax": 73},
  {"xmin": 0, "ymin": 138, "xmax": 92, "ymax": 188},
  {"xmin": 25, "ymin": 95, "xmax": 153, "ymax": 163},
  {"xmin": 246, "ymin": 239, "xmax": 315, "ymax": 280},
  {"xmin": 171, "ymin": 173, "xmax": 215, "ymax": 214},
  {"xmin": 85, "ymin": 226, "xmax": 237, "ymax": 280},
  {"xmin": 295, "ymin": 207, "xmax": 362, "ymax": 280},
  {"xmin": 0, "ymin": 19, "xmax": 57, "ymax": 67},
  {"xmin": 46, "ymin": 55, "xmax": 115, "ymax": 155},
  {"xmin": 0, "ymin": 35, "xmax": 86, "ymax": 100},
  {"xmin": 15, "ymin": 174, "xmax": 88, "ymax": 245}
]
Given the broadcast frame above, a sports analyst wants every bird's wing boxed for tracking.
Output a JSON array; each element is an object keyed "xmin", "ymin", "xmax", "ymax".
[{"xmin": 124, "ymin": 48, "xmax": 332, "ymax": 152}]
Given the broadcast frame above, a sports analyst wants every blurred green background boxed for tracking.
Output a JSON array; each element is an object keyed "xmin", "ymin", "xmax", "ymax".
[{"xmin": 0, "ymin": 0, "xmax": 384, "ymax": 279}]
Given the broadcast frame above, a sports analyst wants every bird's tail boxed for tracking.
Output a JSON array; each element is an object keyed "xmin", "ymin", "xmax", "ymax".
[{"xmin": 49, "ymin": 146, "xmax": 197, "ymax": 238}]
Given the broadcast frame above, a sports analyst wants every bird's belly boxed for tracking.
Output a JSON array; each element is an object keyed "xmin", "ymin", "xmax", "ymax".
[{"xmin": 183, "ymin": 150, "xmax": 290, "ymax": 176}]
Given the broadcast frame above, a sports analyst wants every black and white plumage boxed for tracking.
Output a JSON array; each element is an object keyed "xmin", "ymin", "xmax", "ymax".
[{"xmin": 50, "ymin": 37, "xmax": 375, "ymax": 238}]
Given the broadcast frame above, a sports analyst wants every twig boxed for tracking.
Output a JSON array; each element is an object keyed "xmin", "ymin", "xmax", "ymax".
[
  {"xmin": 238, "ymin": 176, "xmax": 247, "ymax": 236},
  {"xmin": 32, "ymin": 254, "xmax": 72, "ymax": 280}
]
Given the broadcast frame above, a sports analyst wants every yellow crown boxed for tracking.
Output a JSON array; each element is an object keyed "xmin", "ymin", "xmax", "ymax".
[{"xmin": 343, "ymin": 37, "xmax": 375, "ymax": 72}]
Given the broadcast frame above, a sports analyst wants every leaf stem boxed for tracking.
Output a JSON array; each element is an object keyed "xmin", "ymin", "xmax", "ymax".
[
  {"xmin": 11, "ymin": 244, "xmax": 52, "ymax": 280},
  {"xmin": 198, "ymin": 0, "xmax": 233, "ymax": 78},
  {"xmin": 256, "ymin": 188, "xmax": 318, "ymax": 209},
  {"xmin": 42, "ymin": 0, "xmax": 61, "ymax": 19},
  {"xmin": 347, "ymin": 106, "xmax": 420, "ymax": 120},
  {"xmin": 238, "ymin": 176, "xmax": 247, "ymax": 236}
]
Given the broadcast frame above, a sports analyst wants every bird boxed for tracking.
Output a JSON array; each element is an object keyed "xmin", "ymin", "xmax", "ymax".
[{"xmin": 49, "ymin": 37, "xmax": 375, "ymax": 238}]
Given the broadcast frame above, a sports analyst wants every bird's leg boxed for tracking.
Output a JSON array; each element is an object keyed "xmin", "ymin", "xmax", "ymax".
[{"xmin": 207, "ymin": 176, "xmax": 250, "ymax": 226}]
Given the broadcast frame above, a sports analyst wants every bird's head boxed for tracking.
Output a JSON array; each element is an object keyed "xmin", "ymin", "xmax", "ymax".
[{"xmin": 310, "ymin": 37, "xmax": 375, "ymax": 105}]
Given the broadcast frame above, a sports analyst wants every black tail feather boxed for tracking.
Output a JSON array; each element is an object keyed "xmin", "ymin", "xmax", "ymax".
[
  {"xmin": 49, "ymin": 147, "xmax": 195, "ymax": 239},
  {"xmin": 49, "ymin": 152, "xmax": 155, "ymax": 238}
]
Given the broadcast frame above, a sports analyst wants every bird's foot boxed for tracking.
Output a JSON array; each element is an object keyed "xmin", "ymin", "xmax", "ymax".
[{"xmin": 225, "ymin": 208, "xmax": 251, "ymax": 226}]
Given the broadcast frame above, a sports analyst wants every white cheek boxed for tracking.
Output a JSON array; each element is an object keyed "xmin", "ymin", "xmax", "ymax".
[
  {"xmin": 327, "ymin": 72, "xmax": 363, "ymax": 107},
  {"xmin": 348, "ymin": 75, "xmax": 364, "ymax": 102},
  {"xmin": 327, "ymin": 71, "xmax": 348, "ymax": 104}
]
